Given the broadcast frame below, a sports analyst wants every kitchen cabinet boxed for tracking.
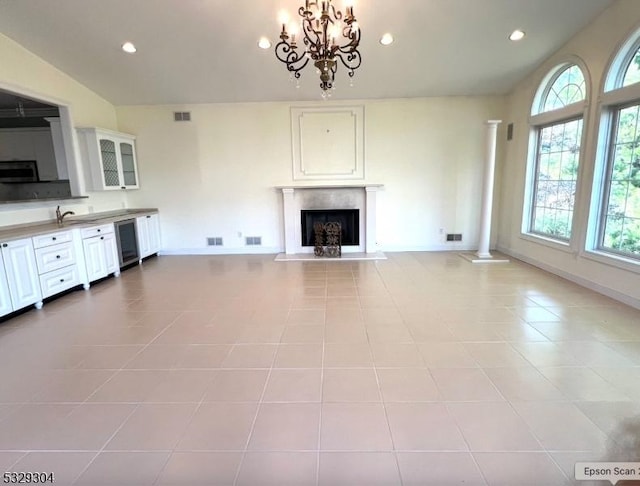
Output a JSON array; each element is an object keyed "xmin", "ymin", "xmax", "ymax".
[
  {"xmin": 136, "ymin": 213, "xmax": 161, "ymax": 260},
  {"xmin": 0, "ymin": 263, "xmax": 13, "ymax": 317},
  {"xmin": 33, "ymin": 229, "xmax": 84, "ymax": 299},
  {"xmin": 76, "ymin": 127, "xmax": 139, "ymax": 191},
  {"xmin": 0, "ymin": 238, "xmax": 42, "ymax": 315},
  {"xmin": 82, "ymin": 225, "xmax": 119, "ymax": 283}
]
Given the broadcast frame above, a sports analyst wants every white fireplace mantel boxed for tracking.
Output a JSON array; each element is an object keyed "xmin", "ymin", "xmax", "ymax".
[{"xmin": 277, "ymin": 184, "xmax": 383, "ymax": 255}]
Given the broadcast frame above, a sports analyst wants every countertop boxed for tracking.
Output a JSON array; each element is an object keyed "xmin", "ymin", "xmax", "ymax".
[{"xmin": 0, "ymin": 208, "xmax": 158, "ymax": 241}]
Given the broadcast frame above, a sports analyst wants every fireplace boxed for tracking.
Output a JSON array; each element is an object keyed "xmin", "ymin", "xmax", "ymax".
[
  {"xmin": 301, "ymin": 209, "xmax": 360, "ymax": 247},
  {"xmin": 277, "ymin": 184, "xmax": 382, "ymax": 254}
]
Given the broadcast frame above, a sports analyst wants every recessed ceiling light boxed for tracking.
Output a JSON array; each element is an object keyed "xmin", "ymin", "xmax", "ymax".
[
  {"xmin": 380, "ymin": 33, "xmax": 394, "ymax": 46},
  {"xmin": 509, "ymin": 30, "xmax": 525, "ymax": 41},
  {"xmin": 121, "ymin": 42, "xmax": 137, "ymax": 53},
  {"xmin": 258, "ymin": 37, "xmax": 272, "ymax": 49}
]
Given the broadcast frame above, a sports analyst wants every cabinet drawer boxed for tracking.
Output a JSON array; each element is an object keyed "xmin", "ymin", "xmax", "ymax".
[
  {"xmin": 34, "ymin": 242, "xmax": 76, "ymax": 274},
  {"xmin": 32, "ymin": 230, "xmax": 73, "ymax": 249},
  {"xmin": 80, "ymin": 224, "xmax": 114, "ymax": 239},
  {"xmin": 39, "ymin": 265, "xmax": 80, "ymax": 299}
]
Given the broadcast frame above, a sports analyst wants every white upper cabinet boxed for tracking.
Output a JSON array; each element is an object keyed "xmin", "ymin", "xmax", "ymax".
[{"xmin": 77, "ymin": 127, "xmax": 139, "ymax": 191}]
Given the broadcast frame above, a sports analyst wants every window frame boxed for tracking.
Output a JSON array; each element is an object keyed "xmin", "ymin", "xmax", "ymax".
[
  {"xmin": 585, "ymin": 27, "xmax": 640, "ymax": 267},
  {"xmin": 522, "ymin": 61, "xmax": 589, "ymax": 249}
]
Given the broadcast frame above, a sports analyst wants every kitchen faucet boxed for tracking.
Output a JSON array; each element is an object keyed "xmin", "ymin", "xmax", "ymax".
[{"xmin": 56, "ymin": 205, "xmax": 75, "ymax": 225}]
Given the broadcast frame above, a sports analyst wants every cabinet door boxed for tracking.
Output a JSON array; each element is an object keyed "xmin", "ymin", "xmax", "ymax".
[
  {"xmin": 99, "ymin": 138, "xmax": 122, "ymax": 188},
  {"xmin": 147, "ymin": 214, "xmax": 161, "ymax": 254},
  {"xmin": 1, "ymin": 238, "xmax": 42, "ymax": 310},
  {"xmin": 136, "ymin": 216, "xmax": 150, "ymax": 259},
  {"xmin": 119, "ymin": 141, "xmax": 139, "ymax": 188},
  {"xmin": 102, "ymin": 233, "xmax": 119, "ymax": 274},
  {"xmin": 0, "ymin": 258, "xmax": 14, "ymax": 317},
  {"xmin": 82, "ymin": 236, "xmax": 107, "ymax": 282}
]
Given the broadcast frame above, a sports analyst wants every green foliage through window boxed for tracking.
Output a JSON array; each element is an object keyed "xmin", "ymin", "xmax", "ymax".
[
  {"xmin": 542, "ymin": 65, "xmax": 586, "ymax": 112},
  {"xmin": 531, "ymin": 119, "xmax": 583, "ymax": 239},
  {"xmin": 622, "ymin": 47, "xmax": 640, "ymax": 87},
  {"xmin": 601, "ymin": 103, "xmax": 640, "ymax": 255}
]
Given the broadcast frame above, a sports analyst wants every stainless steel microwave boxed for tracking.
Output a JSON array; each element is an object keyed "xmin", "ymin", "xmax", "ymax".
[{"xmin": 0, "ymin": 161, "xmax": 39, "ymax": 182}]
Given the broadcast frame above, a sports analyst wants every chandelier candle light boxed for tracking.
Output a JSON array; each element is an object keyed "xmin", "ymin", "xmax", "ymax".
[{"xmin": 275, "ymin": 0, "xmax": 361, "ymax": 97}]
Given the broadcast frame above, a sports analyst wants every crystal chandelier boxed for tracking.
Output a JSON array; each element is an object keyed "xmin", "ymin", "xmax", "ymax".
[{"xmin": 275, "ymin": 1, "xmax": 361, "ymax": 97}]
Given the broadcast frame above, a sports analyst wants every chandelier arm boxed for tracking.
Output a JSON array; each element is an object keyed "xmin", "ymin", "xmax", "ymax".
[
  {"xmin": 275, "ymin": 41, "xmax": 311, "ymax": 74},
  {"xmin": 333, "ymin": 49, "xmax": 362, "ymax": 71}
]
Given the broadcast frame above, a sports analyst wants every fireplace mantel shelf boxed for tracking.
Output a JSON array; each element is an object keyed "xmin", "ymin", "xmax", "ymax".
[{"xmin": 275, "ymin": 183, "xmax": 383, "ymax": 190}]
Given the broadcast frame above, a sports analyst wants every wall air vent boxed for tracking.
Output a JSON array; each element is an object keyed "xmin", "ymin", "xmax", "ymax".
[
  {"xmin": 207, "ymin": 237, "xmax": 223, "ymax": 246},
  {"xmin": 245, "ymin": 236, "xmax": 262, "ymax": 246},
  {"xmin": 174, "ymin": 112, "xmax": 191, "ymax": 122},
  {"xmin": 446, "ymin": 233, "xmax": 463, "ymax": 242}
]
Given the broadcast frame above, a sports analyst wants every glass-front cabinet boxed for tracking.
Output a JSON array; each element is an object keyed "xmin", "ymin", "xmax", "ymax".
[{"xmin": 77, "ymin": 127, "xmax": 139, "ymax": 191}]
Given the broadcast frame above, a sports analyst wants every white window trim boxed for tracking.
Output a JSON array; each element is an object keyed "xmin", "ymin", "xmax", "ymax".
[
  {"xmin": 584, "ymin": 32, "xmax": 640, "ymax": 265},
  {"xmin": 523, "ymin": 60, "xmax": 591, "ymax": 248},
  {"xmin": 522, "ymin": 113, "xmax": 588, "ymax": 246}
]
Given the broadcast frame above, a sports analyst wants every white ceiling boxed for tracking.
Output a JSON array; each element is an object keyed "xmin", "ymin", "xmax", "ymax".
[{"xmin": 0, "ymin": 0, "xmax": 614, "ymax": 105}]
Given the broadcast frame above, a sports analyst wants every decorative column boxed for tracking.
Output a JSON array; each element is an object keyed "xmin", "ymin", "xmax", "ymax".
[
  {"xmin": 365, "ymin": 186, "xmax": 378, "ymax": 254},
  {"xmin": 476, "ymin": 120, "xmax": 502, "ymax": 258},
  {"xmin": 282, "ymin": 188, "xmax": 296, "ymax": 254}
]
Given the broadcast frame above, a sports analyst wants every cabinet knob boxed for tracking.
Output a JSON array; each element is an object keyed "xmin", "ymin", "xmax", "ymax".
[
  {"xmin": 1, "ymin": 243, "xmax": 6, "ymax": 248},
  {"xmin": 121, "ymin": 186, "xmax": 126, "ymax": 190},
  {"xmin": 56, "ymin": 255, "xmax": 61, "ymax": 259},
  {"xmin": 97, "ymin": 229, "xmax": 101, "ymax": 232},
  {"xmin": 52, "ymin": 237, "xmax": 57, "ymax": 241},
  {"xmin": 100, "ymin": 236, "xmax": 104, "ymax": 240},
  {"xmin": 146, "ymin": 215, "xmax": 150, "ymax": 218},
  {"xmin": 59, "ymin": 278, "xmax": 65, "ymax": 283}
]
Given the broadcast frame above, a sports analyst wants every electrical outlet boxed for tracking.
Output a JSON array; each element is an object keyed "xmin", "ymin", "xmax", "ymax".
[
  {"xmin": 439, "ymin": 228, "xmax": 444, "ymax": 234},
  {"xmin": 237, "ymin": 231, "xmax": 242, "ymax": 238}
]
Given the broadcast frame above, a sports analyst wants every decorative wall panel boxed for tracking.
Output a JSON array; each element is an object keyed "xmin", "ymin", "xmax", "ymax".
[{"xmin": 291, "ymin": 106, "xmax": 364, "ymax": 180}]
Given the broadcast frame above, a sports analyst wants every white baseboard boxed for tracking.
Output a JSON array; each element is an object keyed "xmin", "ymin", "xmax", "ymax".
[
  {"xmin": 497, "ymin": 245, "xmax": 640, "ymax": 310},
  {"xmin": 381, "ymin": 244, "xmax": 477, "ymax": 252},
  {"xmin": 159, "ymin": 246, "xmax": 281, "ymax": 256}
]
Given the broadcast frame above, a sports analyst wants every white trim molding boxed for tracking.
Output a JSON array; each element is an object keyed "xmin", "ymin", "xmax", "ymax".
[{"xmin": 290, "ymin": 105, "xmax": 365, "ymax": 181}]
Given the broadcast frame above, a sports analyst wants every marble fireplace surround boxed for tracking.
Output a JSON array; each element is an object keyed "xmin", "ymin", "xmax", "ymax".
[{"xmin": 277, "ymin": 184, "xmax": 382, "ymax": 255}]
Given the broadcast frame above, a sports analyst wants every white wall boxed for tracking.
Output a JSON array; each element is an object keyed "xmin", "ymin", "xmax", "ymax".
[
  {"xmin": 497, "ymin": 0, "xmax": 640, "ymax": 307},
  {"xmin": 116, "ymin": 96, "xmax": 504, "ymax": 254},
  {"xmin": 0, "ymin": 33, "xmax": 127, "ymax": 226}
]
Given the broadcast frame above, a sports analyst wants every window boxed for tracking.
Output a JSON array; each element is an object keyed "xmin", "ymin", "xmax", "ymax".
[
  {"xmin": 594, "ymin": 38, "xmax": 640, "ymax": 259},
  {"xmin": 526, "ymin": 63, "xmax": 587, "ymax": 242}
]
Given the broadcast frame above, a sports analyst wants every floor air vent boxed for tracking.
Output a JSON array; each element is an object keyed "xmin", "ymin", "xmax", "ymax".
[
  {"xmin": 245, "ymin": 236, "xmax": 262, "ymax": 246},
  {"xmin": 207, "ymin": 237, "xmax": 223, "ymax": 246},
  {"xmin": 446, "ymin": 233, "xmax": 463, "ymax": 242}
]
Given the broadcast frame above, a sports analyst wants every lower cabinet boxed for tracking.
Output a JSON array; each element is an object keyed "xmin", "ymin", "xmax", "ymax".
[
  {"xmin": 0, "ymin": 238, "xmax": 42, "ymax": 317},
  {"xmin": 33, "ymin": 231, "xmax": 83, "ymax": 299},
  {"xmin": 0, "ymin": 211, "xmax": 159, "ymax": 317},
  {"xmin": 83, "ymin": 232, "xmax": 119, "ymax": 283},
  {"xmin": 0, "ymin": 262, "xmax": 14, "ymax": 317},
  {"xmin": 136, "ymin": 213, "xmax": 161, "ymax": 260}
]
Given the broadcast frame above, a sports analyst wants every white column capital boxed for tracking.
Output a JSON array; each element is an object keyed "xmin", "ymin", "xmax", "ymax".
[
  {"xmin": 486, "ymin": 120, "xmax": 502, "ymax": 125},
  {"xmin": 365, "ymin": 186, "xmax": 378, "ymax": 193},
  {"xmin": 281, "ymin": 188, "xmax": 294, "ymax": 195}
]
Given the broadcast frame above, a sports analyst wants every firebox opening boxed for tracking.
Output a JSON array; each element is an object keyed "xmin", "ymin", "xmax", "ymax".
[{"xmin": 301, "ymin": 209, "xmax": 360, "ymax": 247}]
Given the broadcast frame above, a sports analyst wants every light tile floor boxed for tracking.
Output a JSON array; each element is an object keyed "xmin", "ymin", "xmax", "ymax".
[{"xmin": 0, "ymin": 253, "xmax": 638, "ymax": 485}]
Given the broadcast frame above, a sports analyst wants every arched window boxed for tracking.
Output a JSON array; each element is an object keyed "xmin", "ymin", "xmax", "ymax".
[
  {"xmin": 622, "ymin": 46, "xmax": 640, "ymax": 86},
  {"xmin": 593, "ymin": 33, "xmax": 640, "ymax": 259},
  {"xmin": 525, "ymin": 63, "xmax": 587, "ymax": 242},
  {"xmin": 542, "ymin": 65, "xmax": 586, "ymax": 111}
]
